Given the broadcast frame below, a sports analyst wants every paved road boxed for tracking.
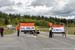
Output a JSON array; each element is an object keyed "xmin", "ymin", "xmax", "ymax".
[{"xmin": 0, "ymin": 32, "xmax": 75, "ymax": 50}]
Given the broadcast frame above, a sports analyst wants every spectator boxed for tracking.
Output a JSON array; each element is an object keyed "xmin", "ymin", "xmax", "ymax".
[
  {"xmin": 16, "ymin": 25, "xmax": 20, "ymax": 37},
  {"xmin": 0, "ymin": 27, "xmax": 4, "ymax": 37},
  {"xmin": 49, "ymin": 26, "xmax": 53, "ymax": 38}
]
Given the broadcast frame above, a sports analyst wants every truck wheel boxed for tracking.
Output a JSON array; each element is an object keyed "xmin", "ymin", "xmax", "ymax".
[
  {"xmin": 24, "ymin": 32, "xmax": 26, "ymax": 34},
  {"xmin": 37, "ymin": 32, "xmax": 40, "ymax": 34}
]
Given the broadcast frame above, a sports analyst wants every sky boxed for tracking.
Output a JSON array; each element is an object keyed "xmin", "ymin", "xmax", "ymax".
[{"xmin": 0, "ymin": 0, "xmax": 75, "ymax": 18}]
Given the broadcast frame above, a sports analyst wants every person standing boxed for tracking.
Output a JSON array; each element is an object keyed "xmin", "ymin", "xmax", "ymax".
[
  {"xmin": 0, "ymin": 27, "xmax": 4, "ymax": 37},
  {"xmin": 34, "ymin": 26, "xmax": 38, "ymax": 36},
  {"xmin": 49, "ymin": 27, "xmax": 53, "ymax": 38},
  {"xmin": 16, "ymin": 25, "xmax": 20, "ymax": 37}
]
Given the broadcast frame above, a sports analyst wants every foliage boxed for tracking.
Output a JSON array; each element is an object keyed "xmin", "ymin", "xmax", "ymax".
[{"xmin": 0, "ymin": 12, "xmax": 75, "ymax": 27}]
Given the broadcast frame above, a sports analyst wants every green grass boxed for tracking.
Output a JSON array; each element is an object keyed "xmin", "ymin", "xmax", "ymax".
[
  {"xmin": 4, "ymin": 29, "xmax": 15, "ymax": 35},
  {"xmin": 0, "ymin": 26, "xmax": 15, "ymax": 35},
  {"xmin": 65, "ymin": 27, "xmax": 75, "ymax": 35}
]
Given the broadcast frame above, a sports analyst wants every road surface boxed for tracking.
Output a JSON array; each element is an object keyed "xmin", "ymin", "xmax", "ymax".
[{"xmin": 0, "ymin": 32, "xmax": 75, "ymax": 50}]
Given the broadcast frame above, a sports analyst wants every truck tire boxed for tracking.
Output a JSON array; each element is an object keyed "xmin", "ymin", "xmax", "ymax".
[
  {"xmin": 24, "ymin": 32, "xmax": 26, "ymax": 34},
  {"xmin": 37, "ymin": 32, "xmax": 40, "ymax": 34}
]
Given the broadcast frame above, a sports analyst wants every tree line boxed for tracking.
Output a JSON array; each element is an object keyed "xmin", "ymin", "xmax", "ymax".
[{"xmin": 0, "ymin": 12, "xmax": 75, "ymax": 27}]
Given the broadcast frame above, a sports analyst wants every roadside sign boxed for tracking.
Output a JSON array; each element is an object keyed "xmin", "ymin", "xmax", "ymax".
[
  {"xmin": 52, "ymin": 26, "xmax": 65, "ymax": 32},
  {"xmin": 49, "ymin": 23, "xmax": 65, "ymax": 32}
]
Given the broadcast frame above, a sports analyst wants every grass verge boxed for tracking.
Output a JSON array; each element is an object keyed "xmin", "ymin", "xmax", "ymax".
[{"xmin": 4, "ymin": 29, "xmax": 15, "ymax": 35}]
